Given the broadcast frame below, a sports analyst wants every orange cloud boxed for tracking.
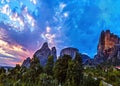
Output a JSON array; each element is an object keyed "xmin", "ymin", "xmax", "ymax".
[{"xmin": 0, "ymin": 28, "xmax": 33, "ymax": 66}]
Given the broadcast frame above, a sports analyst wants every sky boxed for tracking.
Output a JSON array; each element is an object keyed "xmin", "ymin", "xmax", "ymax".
[{"xmin": 0, "ymin": 0, "xmax": 120, "ymax": 66}]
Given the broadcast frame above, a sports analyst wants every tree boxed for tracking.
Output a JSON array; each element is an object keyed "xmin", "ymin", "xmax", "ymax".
[
  {"xmin": 38, "ymin": 73, "xmax": 54, "ymax": 86},
  {"xmin": 44, "ymin": 55, "xmax": 54, "ymax": 76},
  {"xmin": 29, "ymin": 57, "xmax": 43, "ymax": 83},
  {"xmin": 65, "ymin": 60, "xmax": 77, "ymax": 86},
  {"xmin": 0, "ymin": 67, "xmax": 6, "ymax": 74},
  {"xmin": 0, "ymin": 72, "xmax": 6, "ymax": 83},
  {"xmin": 53, "ymin": 55, "xmax": 71, "ymax": 84},
  {"xmin": 65, "ymin": 53, "xmax": 83, "ymax": 86},
  {"xmin": 30, "ymin": 57, "xmax": 43, "ymax": 75},
  {"xmin": 82, "ymin": 75, "xmax": 100, "ymax": 86},
  {"xmin": 74, "ymin": 53, "xmax": 83, "ymax": 85}
]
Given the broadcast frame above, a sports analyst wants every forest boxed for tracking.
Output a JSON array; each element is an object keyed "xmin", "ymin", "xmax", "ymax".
[{"xmin": 0, "ymin": 53, "xmax": 120, "ymax": 86}]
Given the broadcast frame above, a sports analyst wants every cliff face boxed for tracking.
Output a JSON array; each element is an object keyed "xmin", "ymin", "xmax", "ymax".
[
  {"xmin": 33, "ymin": 42, "xmax": 57, "ymax": 66},
  {"xmin": 22, "ymin": 57, "xmax": 31, "ymax": 68},
  {"xmin": 94, "ymin": 30, "xmax": 120, "ymax": 64},
  {"xmin": 60, "ymin": 47, "xmax": 79, "ymax": 59},
  {"xmin": 22, "ymin": 42, "xmax": 57, "ymax": 67},
  {"xmin": 98, "ymin": 30, "xmax": 119, "ymax": 57},
  {"xmin": 51, "ymin": 47, "xmax": 57, "ymax": 61}
]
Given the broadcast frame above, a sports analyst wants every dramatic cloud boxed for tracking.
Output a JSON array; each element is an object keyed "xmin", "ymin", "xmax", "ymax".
[
  {"xmin": 0, "ymin": 28, "xmax": 33, "ymax": 66},
  {"xmin": 0, "ymin": 0, "xmax": 120, "ymax": 66}
]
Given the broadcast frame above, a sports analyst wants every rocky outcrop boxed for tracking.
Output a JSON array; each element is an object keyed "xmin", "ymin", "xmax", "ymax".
[
  {"xmin": 81, "ymin": 54, "xmax": 95, "ymax": 66},
  {"xmin": 60, "ymin": 47, "xmax": 79, "ymax": 59},
  {"xmin": 98, "ymin": 30, "xmax": 119, "ymax": 58},
  {"xmin": 94, "ymin": 30, "xmax": 120, "ymax": 65},
  {"xmin": 33, "ymin": 42, "xmax": 51, "ymax": 66},
  {"xmin": 81, "ymin": 54, "xmax": 90, "ymax": 64},
  {"xmin": 22, "ymin": 57, "xmax": 31, "ymax": 68},
  {"xmin": 51, "ymin": 47, "xmax": 57, "ymax": 61},
  {"xmin": 33, "ymin": 42, "xmax": 57, "ymax": 66}
]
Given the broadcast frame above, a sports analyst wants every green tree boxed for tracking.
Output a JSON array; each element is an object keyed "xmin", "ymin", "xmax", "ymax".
[
  {"xmin": 30, "ymin": 57, "xmax": 43, "ymax": 75},
  {"xmin": 82, "ymin": 75, "xmax": 99, "ymax": 86},
  {"xmin": 0, "ymin": 73, "xmax": 6, "ymax": 83},
  {"xmin": 74, "ymin": 53, "xmax": 83, "ymax": 85},
  {"xmin": 65, "ymin": 53, "xmax": 83, "ymax": 86},
  {"xmin": 65, "ymin": 60, "xmax": 77, "ymax": 86},
  {"xmin": 53, "ymin": 55, "xmax": 71, "ymax": 84},
  {"xmin": 0, "ymin": 67, "xmax": 6, "ymax": 74},
  {"xmin": 38, "ymin": 73, "xmax": 54, "ymax": 86},
  {"xmin": 29, "ymin": 57, "xmax": 43, "ymax": 83},
  {"xmin": 44, "ymin": 55, "xmax": 54, "ymax": 76}
]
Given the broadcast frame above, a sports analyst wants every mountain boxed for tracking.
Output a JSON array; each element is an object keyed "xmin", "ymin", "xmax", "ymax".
[
  {"xmin": 33, "ymin": 42, "xmax": 57, "ymax": 66},
  {"xmin": 22, "ymin": 42, "xmax": 57, "ymax": 67},
  {"xmin": 94, "ymin": 30, "xmax": 120, "ymax": 65},
  {"xmin": 22, "ymin": 30, "xmax": 120, "ymax": 67},
  {"xmin": 81, "ymin": 54, "xmax": 91, "ymax": 63},
  {"xmin": 22, "ymin": 45, "xmax": 94, "ymax": 67},
  {"xmin": 21, "ymin": 57, "xmax": 31, "ymax": 68},
  {"xmin": 60, "ymin": 47, "xmax": 79, "ymax": 59}
]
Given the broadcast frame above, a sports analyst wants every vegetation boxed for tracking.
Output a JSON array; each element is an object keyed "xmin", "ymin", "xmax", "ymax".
[
  {"xmin": 0, "ymin": 53, "xmax": 120, "ymax": 86},
  {"xmin": 84, "ymin": 65, "xmax": 120, "ymax": 86}
]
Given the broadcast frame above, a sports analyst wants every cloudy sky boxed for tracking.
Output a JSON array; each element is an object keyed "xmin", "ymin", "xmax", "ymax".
[{"xmin": 0, "ymin": 0, "xmax": 120, "ymax": 66}]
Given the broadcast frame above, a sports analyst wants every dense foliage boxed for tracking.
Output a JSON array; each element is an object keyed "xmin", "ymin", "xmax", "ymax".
[
  {"xmin": 0, "ymin": 53, "xmax": 120, "ymax": 86},
  {"xmin": 0, "ymin": 53, "xmax": 83, "ymax": 86},
  {"xmin": 84, "ymin": 65, "xmax": 120, "ymax": 86}
]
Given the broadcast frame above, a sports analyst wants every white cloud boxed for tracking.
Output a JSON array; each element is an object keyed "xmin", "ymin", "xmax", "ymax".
[
  {"xmin": 46, "ymin": 26, "xmax": 51, "ymax": 33},
  {"xmin": 60, "ymin": 3, "xmax": 66, "ymax": 10},
  {"xmin": 26, "ymin": 14, "xmax": 35, "ymax": 27},
  {"xmin": 45, "ymin": 34, "xmax": 55, "ymax": 43},
  {"xmin": 41, "ymin": 26, "xmax": 56, "ymax": 47},
  {"xmin": 30, "ymin": 0, "xmax": 37, "ymax": 5},
  {"xmin": 1, "ymin": 0, "xmax": 4, "ymax": 4},
  {"xmin": 64, "ymin": 12, "xmax": 69, "ymax": 17},
  {"xmin": 0, "ymin": 4, "xmax": 11, "ymax": 16},
  {"xmin": 6, "ymin": 0, "xmax": 10, "ymax": 3}
]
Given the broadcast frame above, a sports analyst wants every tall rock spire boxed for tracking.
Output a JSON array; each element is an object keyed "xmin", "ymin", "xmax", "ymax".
[
  {"xmin": 33, "ymin": 42, "xmax": 57, "ymax": 66},
  {"xmin": 94, "ymin": 30, "xmax": 120, "ymax": 65}
]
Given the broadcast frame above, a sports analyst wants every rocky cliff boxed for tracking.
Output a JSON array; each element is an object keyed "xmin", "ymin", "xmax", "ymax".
[
  {"xmin": 94, "ymin": 30, "xmax": 120, "ymax": 65},
  {"xmin": 81, "ymin": 54, "xmax": 92, "ymax": 65},
  {"xmin": 51, "ymin": 47, "xmax": 57, "ymax": 61},
  {"xmin": 33, "ymin": 42, "xmax": 57, "ymax": 66},
  {"xmin": 22, "ymin": 42, "xmax": 57, "ymax": 67},
  {"xmin": 60, "ymin": 47, "xmax": 79, "ymax": 59},
  {"xmin": 22, "ymin": 57, "xmax": 31, "ymax": 68}
]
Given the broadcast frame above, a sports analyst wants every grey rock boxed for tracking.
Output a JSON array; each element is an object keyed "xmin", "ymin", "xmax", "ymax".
[
  {"xmin": 33, "ymin": 42, "xmax": 51, "ymax": 66},
  {"xmin": 60, "ymin": 47, "xmax": 79, "ymax": 59},
  {"xmin": 81, "ymin": 54, "xmax": 90, "ymax": 64},
  {"xmin": 22, "ymin": 57, "xmax": 31, "ymax": 68},
  {"xmin": 51, "ymin": 47, "xmax": 57, "ymax": 61},
  {"xmin": 33, "ymin": 42, "xmax": 57, "ymax": 66}
]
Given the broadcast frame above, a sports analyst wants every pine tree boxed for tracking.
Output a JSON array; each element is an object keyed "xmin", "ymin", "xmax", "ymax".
[
  {"xmin": 44, "ymin": 55, "xmax": 54, "ymax": 75},
  {"xmin": 74, "ymin": 52, "xmax": 83, "ymax": 86},
  {"xmin": 53, "ymin": 55, "xmax": 71, "ymax": 84},
  {"xmin": 65, "ymin": 53, "xmax": 83, "ymax": 86}
]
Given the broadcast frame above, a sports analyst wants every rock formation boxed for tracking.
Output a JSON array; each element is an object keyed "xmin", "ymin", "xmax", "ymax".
[
  {"xmin": 81, "ymin": 54, "xmax": 91, "ymax": 63},
  {"xmin": 51, "ymin": 47, "xmax": 57, "ymax": 61},
  {"xmin": 33, "ymin": 42, "xmax": 57, "ymax": 66},
  {"xmin": 22, "ymin": 42, "xmax": 57, "ymax": 67},
  {"xmin": 60, "ymin": 47, "xmax": 79, "ymax": 59},
  {"xmin": 94, "ymin": 30, "xmax": 120, "ymax": 65},
  {"xmin": 22, "ymin": 57, "xmax": 31, "ymax": 68}
]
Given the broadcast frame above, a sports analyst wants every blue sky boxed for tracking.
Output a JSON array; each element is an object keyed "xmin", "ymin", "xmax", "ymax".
[{"xmin": 0, "ymin": 0, "xmax": 120, "ymax": 66}]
